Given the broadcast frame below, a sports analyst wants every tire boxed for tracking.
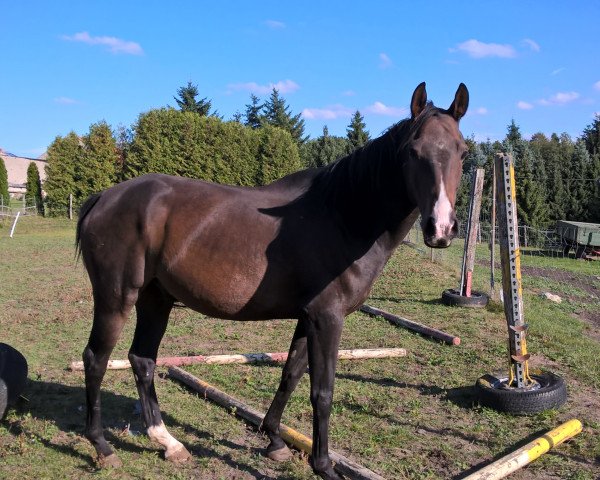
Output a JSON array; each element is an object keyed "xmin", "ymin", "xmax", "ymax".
[
  {"xmin": 441, "ymin": 288, "xmax": 489, "ymax": 308},
  {"xmin": 0, "ymin": 343, "xmax": 28, "ymax": 419},
  {"xmin": 476, "ymin": 372, "xmax": 567, "ymax": 415}
]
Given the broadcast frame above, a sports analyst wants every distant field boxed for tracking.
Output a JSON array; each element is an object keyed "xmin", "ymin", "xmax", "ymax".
[{"xmin": 1, "ymin": 217, "xmax": 599, "ymax": 479}]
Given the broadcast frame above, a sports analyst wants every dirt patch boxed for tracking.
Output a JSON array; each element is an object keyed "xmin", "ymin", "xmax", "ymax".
[{"xmin": 519, "ymin": 265, "xmax": 600, "ymax": 300}]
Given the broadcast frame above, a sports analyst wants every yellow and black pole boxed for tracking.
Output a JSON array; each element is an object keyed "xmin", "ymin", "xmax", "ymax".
[{"xmin": 494, "ymin": 153, "xmax": 532, "ymax": 388}]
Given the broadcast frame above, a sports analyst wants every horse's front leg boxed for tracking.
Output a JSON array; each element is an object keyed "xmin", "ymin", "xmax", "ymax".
[
  {"xmin": 261, "ymin": 319, "xmax": 308, "ymax": 461},
  {"xmin": 307, "ymin": 311, "xmax": 345, "ymax": 480}
]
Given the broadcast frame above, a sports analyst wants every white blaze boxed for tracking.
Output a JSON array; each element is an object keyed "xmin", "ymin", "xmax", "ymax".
[{"xmin": 432, "ymin": 182, "xmax": 453, "ymax": 238}]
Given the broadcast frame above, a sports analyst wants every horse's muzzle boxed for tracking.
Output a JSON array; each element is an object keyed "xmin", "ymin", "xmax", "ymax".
[{"xmin": 422, "ymin": 215, "xmax": 458, "ymax": 248}]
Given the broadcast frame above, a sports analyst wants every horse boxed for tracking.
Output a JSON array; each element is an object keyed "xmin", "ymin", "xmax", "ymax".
[{"xmin": 76, "ymin": 82, "xmax": 468, "ymax": 480}]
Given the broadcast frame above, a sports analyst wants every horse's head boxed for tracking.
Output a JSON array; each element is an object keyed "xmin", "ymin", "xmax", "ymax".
[{"xmin": 403, "ymin": 82, "xmax": 469, "ymax": 248}]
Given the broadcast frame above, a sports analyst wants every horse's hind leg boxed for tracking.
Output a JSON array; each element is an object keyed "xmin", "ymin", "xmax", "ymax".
[
  {"xmin": 128, "ymin": 281, "xmax": 191, "ymax": 463},
  {"xmin": 261, "ymin": 319, "xmax": 308, "ymax": 461},
  {"xmin": 83, "ymin": 302, "xmax": 134, "ymax": 468}
]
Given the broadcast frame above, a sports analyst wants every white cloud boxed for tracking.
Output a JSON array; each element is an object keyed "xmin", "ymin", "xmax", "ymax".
[
  {"xmin": 474, "ymin": 107, "xmax": 488, "ymax": 115},
  {"xmin": 517, "ymin": 101, "xmax": 534, "ymax": 110},
  {"xmin": 265, "ymin": 20, "xmax": 285, "ymax": 29},
  {"xmin": 227, "ymin": 79, "xmax": 300, "ymax": 95},
  {"xmin": 379, "ymin": 52, "xmax": 393, "ymax": 69},
  {"xmin": 594, "ymin": 80, "xmax": 600, "ymax": 91},
  {"xmin": 551, "ymin": 67, "xmax": 565, "ymax": 76},
  {"xmin": 365, "ymin": 101, "xmax": 407, "ymax": 117},
  {"xmin": 302, "ymin": 104, "xmax": 353, "ymax": 120},
  {"xmin": 538, "ymin": 91, "xmax": 580, "ymax": 106},
  {"xmin": 522, "ymin": 38, "xmax": 540, "ymax": 52},
  {"xmin": 341, "ymin": 90, "xmax": 356, "ymax": 97},
  {"xmin": 62, "ymin": 31, "xmax": 143, "ymax": 55},
  {"xmin": 451, "ymin": 39, "xmax": 516, "ymax": 59},
  {"xmin": 54, "ymin": 97, "xmax": 77, "ymax": 105}
]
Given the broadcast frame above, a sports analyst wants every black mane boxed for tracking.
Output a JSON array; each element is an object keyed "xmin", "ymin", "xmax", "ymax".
[{"xmin": 311, "ymin": 102, "xmax": 443, "ymax": 206}]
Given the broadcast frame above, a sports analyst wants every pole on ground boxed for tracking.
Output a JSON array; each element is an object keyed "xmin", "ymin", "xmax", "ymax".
[
  {"xmin": 168, "ymin": 366, "xmax": 387, "ymax": 480},
  {"xmin": 68, "ymin": 347, "xmax": 407, "ymax": 371},
  {"xmin": 462, "ymin": 419, "xmax": 582, "ymax": 480},
  {"xmin": 360, "ymin": 304, "xmax": 460, "ymax": 345},
  {"xmin": 68, "ymin": 194, "xmax": 73, "ymax": 220}
]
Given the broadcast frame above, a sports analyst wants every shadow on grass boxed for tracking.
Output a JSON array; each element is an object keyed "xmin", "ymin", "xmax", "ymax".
[{"xmin": 2, "ymin": 378, "xmax": 280, "ymax": 479}]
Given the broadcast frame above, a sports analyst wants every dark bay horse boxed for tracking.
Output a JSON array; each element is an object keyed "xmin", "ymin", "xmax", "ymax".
[{"xmin": 77, "ymin": 82, "xmax": 468, "ymax": 479}]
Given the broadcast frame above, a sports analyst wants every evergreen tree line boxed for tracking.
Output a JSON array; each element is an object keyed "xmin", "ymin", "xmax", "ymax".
[
  {"xmin": 456, "ymin": 118, "xmax": 600, "ymax": 229},
  {"xmin": 43, "ymin": 82, "xmax": 371, "ymax": 217},
  {"xmin": 42, "ymin": 81, "xmax": 599, "ymax": 225}
]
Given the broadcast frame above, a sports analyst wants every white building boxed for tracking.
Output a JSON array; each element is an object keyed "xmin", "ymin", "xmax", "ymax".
[{"xmin": 0, "ymin": 148, "xmax": 47, "ymax": 198}]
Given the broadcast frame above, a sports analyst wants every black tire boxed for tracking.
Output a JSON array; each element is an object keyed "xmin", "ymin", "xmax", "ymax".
[
  {"xmin": 441, "ymin": 288, "xmax": 489, "ymax": 308},
  {"xmin": 0, "ymin": 343, "xmax": 28, "ymax": 419},
  {"xmin": 476, "ymin": 372, "xmax": 567, "ymax": 415}
]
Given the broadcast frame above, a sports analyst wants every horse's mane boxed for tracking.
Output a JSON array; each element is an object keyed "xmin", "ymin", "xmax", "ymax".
[{"xmin": 311, "ymin": 102, "xmax": 443, "ymax": 205}]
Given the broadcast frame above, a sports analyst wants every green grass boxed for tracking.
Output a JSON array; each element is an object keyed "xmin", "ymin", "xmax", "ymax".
[{"xmin": 1, "ymin": 217, "xmax": 599, "ymax": 479}]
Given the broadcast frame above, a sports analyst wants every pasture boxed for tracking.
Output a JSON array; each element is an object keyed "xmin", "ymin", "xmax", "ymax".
[{"xmin": 0, "ymin": 216, "xmax": 599, "ymax": 479}]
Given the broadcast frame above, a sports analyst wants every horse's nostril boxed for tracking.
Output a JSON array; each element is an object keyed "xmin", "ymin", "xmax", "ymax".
[
  {"xmin": 424, "ymin": 216, "xmax": 436, "ymax": 238},
  {"xmin": 451, "ymin": 219, "xmax": 459, "ymax": 236}
]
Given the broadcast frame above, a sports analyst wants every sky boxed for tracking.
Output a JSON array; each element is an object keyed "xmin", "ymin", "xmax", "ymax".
[{"xmin": 1, "ymin": 1, "xmax": 599, "ymax": 158}]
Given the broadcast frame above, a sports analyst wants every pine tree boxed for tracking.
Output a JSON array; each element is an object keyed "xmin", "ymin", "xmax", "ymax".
[
  {"xmin": 262, "ymin": 89, "xmax": 306, "ymax": 144},
  {"xmin": 44, "ymin": 132, "xmax": 81, "ymax": 216},
  {"xmin": 582, "ymin": 114, "xmax": 600, "ymax": 156},
  {"xmin": 346, "ymin": 111, "xmax": 369, "ymax": 150},
  {"xmin": 0, "ymin": 156, "xmax": 9, "ymax": 207},
  {"xmin": 244, "ymin": 94, "xmax": 264, "ymax": 129},
  {"xmin": 565, "ymin": 140, "xmax": 591, "ymax": 220},
  {"xmin": 174, "ymin": 81, "xmax": 215, "ymax": 116},
  {"xmin": 25, "ymin": 162, "xmax": 43, "ymax": 215},
  {"xmin": 515, "ymin": 144, "xmax": 549, "ymax": 228}
]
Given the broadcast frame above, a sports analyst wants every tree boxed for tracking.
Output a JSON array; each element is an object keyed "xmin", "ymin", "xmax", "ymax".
[
  {"xmin": 582, "ymin": 114, "xmax": 600, "ymax": 156},
  {"xmin": 346, "ymin": 111, "xmax": 369, "ymax": 150},
  {"xmin": 26, "ymin": 162, "xmax": 43, "ymax": 215},
  {"xmin": 0, "ymin": 156, "xmax": 8, "ymax": 207},
  {"xmin": 244, "ymin": 94, "xmax": 263, "ymax": 129},
  {"xmin": 44, "ymin": 132, "xmax": 81, "ymax": 216},
  {"xmin": 75, "ymin": 121, "xmax": 119, "ymax": 205},
  {"xmin": 515, "ymin": 144, "xmax": 549, "ymax": 228},
  {"xmin": 262, "ymin": 89, "xmax": 307, "ymax": 144},
  {"xmin": 174, "ymin": 81, "xmax": 215, "ymax": 116}
]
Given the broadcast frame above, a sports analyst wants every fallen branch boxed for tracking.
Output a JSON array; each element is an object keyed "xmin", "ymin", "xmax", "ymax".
[
  {"xmin": 360, "ymin": 304, "xmax": 460, "ymax": 345},
  {"xmin": 68, "ymin": 347, "xmax": 406, "ymax": 371},
  {"xmin": 462, "ymin": 419, "xmax": 582, "ymax": 480},
  {"xmin": 168, "ymin": 366, "xmax": 386, "ymax": 480}
]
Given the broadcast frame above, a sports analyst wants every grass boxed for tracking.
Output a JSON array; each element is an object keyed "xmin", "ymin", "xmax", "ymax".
[{"xmin": 0, "ymin": 216, "xmax": 599, "ymax": 479}]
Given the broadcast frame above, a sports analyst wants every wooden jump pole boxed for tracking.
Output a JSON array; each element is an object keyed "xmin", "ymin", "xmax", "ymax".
[
  {"xmin": 168, "ymin": 366, "xmax": 386, "ymax": 480},
  {"xmin": 360, "ymin": 304, "xmax": 460, "ymax": 345},
  {"xmin": 462, "ymin": 419, "xmax": 582, "ymax": 480},
  {"xmin": 68, "ymin": 347, "xmax": 407, "ymax": 371}
]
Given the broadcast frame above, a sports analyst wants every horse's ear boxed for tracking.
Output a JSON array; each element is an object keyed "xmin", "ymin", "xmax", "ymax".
[
  {"xmin": 410, "ymin": 82, "xmax": 427, "ymax": 119},
  {"xmin": 448, "ymin": 83, "xmax": 469, "ymax": 121}
]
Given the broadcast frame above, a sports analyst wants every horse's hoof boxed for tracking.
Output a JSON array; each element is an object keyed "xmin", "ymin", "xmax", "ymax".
[
  {"xmin": 266, "ymin": 445, "xmax": 293, "ymax": 462},
  {"xmin": 98, "ymin": 453, "xmax": 123, "ymax": 469},
  {"xmin": 165, "ymin": 445, "xmax": 192, "ymax": 463}
]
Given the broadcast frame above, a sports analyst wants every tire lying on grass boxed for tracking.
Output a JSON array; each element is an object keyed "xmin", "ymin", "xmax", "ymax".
[
  {"xmin": 441, "ymin": 288, "xmax": 489, "ymax": 308},
  {"xmin": 476, "ymin": 372, "xmax": 567, "ymax": 415},
  {"xmin": 0, "ymin": 343, "xmax": 28, "ymax": 419}
]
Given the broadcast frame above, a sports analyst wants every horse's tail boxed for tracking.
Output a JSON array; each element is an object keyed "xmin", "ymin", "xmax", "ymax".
[{"xmin": 75, "ymin": 193, "xmax": 103, "ymax": 263}]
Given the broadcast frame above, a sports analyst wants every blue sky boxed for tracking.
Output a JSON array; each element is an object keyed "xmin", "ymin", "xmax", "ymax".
[{"xmin": 1, "ymin": 1, "xmax": 599, "ymax": 158}]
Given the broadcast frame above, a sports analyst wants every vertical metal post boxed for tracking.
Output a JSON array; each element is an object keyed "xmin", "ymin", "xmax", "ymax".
[
  {"xmin": 69, "ymin": 193, "xmax": 73, "ymax": 220},
  {"xmin": 460, "ymin": 168, "xmax": 485, "ymax": 297},
  {"xmin": 495, "ymin": 153, "xmax": 530, "ymax": 388}
]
